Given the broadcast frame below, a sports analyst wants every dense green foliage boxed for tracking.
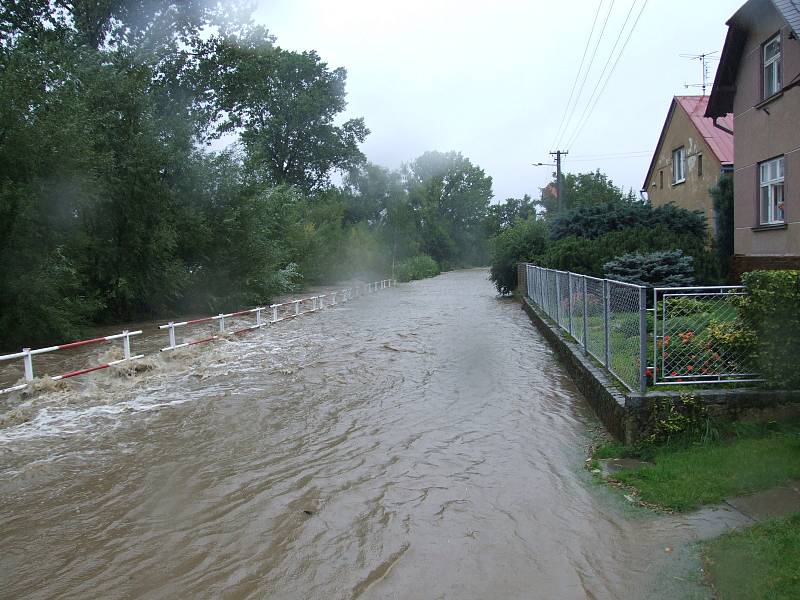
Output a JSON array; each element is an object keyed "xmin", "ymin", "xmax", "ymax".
[
  {"xmin": 487, "ymin": 169, "xmax": 720, "ymax": 294},
  {"xmin": 488, "ymin": 217, "xmax": 548, "ymax": 294},
  {"xmin": 396, "ymin": 255, "xmax": 441, "ymax": 282},
  {"xmin": 536, "ymin": 170, "xmax": 635, "ymax": 215},
  {"xmin": 539, "ymin": 225, "xmax": 716, "ymax": 281},
  {"xmin": 711, "ymin": 174, "xmax": 734, "ymax": 279},
  {"xmin": 549, "ymin": 201, "xmax": 707, "ymax": 241},
  {"xmin": 739, "ymin": 270, "xmax": 800, "ymax": 389},
  {"xmin": 485, "ymin": 195, "xmax": 535, "ymax": 239},
  {"xmin": 603, "ymin": 250, "xmax": 695, "ymax": 287},
  {"xmin": 0, "ymin": 4, "xmax": 496, "ymax": 349}
]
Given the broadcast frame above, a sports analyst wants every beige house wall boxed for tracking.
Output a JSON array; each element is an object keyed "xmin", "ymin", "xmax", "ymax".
[
  {"xmin": 732, "ymin": 5, "xmax": 800, "ymax": 257},
  {"xmin": 646, "ymin": 104, "xmax": 725, "ymax": 235}
]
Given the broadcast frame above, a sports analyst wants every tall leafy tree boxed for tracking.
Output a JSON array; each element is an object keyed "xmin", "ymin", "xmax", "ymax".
[
  {"xmin": 537, "ymin": 169, "xmax": 634, "ymax": 216},
  {"xmin": 486, "ymin": 194, "xmax": 535, "ymax": 238},
  {"xmin": 204, "ymin": 29, "xmax": 369, "ymax": 191},
  {"xmin": 406, "ymin": 151, "xmax": 493, "ymax": 268}
]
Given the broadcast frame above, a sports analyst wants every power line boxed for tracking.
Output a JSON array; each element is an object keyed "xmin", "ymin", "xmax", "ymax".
[
  {"xmin": 569, "ymin": 150, "xmax": 650, "ymax": 159},
  {"xmin": 561, "ymin": 0, "xmax": 639, "ymax": 150},
  {"xmin": 552, "ymin": 0, "xmax": 616, "ymax": 151},
  {"xmin": 564, "ymin": 0, "xmax": 649, "ymax": 150},
  {"xmin": 548, "ymin": 0, "xmax": 605, "ymax": 152},
  {"xmin": 569, "ymin": 154, "xmax": 650, "ymax": 162}
]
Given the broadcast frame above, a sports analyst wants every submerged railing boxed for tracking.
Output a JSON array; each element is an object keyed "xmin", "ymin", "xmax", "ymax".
[
  {"xmin": 0, "ymin": 279, "xmax": 395, "ymax": 394},
  {"xmin": 0, "ymin": 330, "xmax": 144, "ymax": 394}
]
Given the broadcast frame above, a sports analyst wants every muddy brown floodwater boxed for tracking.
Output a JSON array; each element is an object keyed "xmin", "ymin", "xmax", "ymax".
[{"xmin": 0, "ymin": 270, "xmax": 709, "ymax": 599}]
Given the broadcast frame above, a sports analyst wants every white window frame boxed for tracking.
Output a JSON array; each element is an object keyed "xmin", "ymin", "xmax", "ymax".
[
  {"xmin": 763, "ymin": 33, "xmax": 781, "ymax": 99},
  {"xmin": 672, "ymin": 147, "xmax": 686, "ymax": 184},
  {"xmin": 759, "ymin": 156, "xmax": 785, "ymax": 225}
]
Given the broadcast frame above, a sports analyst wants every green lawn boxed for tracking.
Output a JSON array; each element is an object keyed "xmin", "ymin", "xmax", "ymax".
[
  {"xmin": 705, "ymin": 513, "xmax": 800, "ymax": 600},
  {"xmin": 596, "ymin": 422, "xmax": 800, "ymax": 512}
]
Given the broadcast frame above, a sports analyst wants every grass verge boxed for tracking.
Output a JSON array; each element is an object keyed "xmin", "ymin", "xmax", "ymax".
[
  {"xmin": 594, "ymin": 421, "xmax": 800, "ymax": 512},
  {"xmin": 704, "ymin": 513, "xmax": 800, "ymax": 600}
]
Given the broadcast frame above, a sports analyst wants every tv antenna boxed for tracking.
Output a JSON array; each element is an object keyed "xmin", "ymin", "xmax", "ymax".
[{"xmin": 680, "ymin": 51, "xmax": 719, "ymax": 95}]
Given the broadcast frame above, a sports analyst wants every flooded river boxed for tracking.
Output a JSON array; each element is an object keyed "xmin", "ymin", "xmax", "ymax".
[{"xmin": 0, "ymin": 270, "xmax": 706, "ymax": 599}]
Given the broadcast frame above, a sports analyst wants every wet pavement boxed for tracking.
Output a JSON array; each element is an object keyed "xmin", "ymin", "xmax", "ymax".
[{"xmin": 0, "ymin": 270, "xmax": 710, "ymax": 599}]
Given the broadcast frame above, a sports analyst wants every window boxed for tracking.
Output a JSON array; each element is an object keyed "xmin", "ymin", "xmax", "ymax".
[
  {"xmin": 763, "ymin": 34, "xmax": 781, "ymax": 98},
  {"xmin": 672, "ymin": 147, "xmax": 685, "ymax": 184},
  {"xmin": 759, "ymin": 156, "xmax": 785, "ymax": 224},
  {"xmin": 659, "ymin": 170, "xmax": 664, "ymax": 189},
  {"xmin": 698, "ymin": 154, "xmax": 703, "ymax": 178}
]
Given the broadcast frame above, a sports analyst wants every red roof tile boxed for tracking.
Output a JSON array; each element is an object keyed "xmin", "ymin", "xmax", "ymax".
[{"xmin": 675, "ymin": 95, "xmax": 734, "ymax": 165}]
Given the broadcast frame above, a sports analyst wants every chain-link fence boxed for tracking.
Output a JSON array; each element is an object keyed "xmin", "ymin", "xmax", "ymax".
[
  {"xmin": 608, "ymin": 280, "xmax": 646, "ymax": 393},
  {"xmin": 523, "ymin": 265, "xmax": 763, "ymax": 393},
  {"xmin": 525, "ymin": 264, "xmax": 646, "ymax": 393},
  {"xmin": 653, "ymin": 286, "xmax": 761, "ymax": 385}
]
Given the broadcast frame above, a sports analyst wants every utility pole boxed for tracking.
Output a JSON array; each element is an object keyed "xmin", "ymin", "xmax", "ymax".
[{"xmin": 550, "ymin": 150, "xmax": 568, "ymax": 213}]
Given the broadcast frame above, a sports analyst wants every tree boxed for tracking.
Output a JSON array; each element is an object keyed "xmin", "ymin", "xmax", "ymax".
[
  {"xmin": 489, "ymin": 217, "xmax": 548, "ymax": 294},
  {"xmin": 486, "ymin": 195, "xmax": 535, "ymax": 239},
  {"xmin": 537, "ymin": 169, "xmax": 633, "ymax": 216},
  {"xmin": 549, "ymin": 201, "xmax": 707, "ymax": 241},
  {"xmin": 406, "ymin": 151, "xmax": 493, "ymax": 268},
  {"xmin": 603, "ymin": 250, "xmax": 695, "ymax": 287},
  {"xmin": 711, "ymin": 174, "xmax": 734, "ymax": 279},
  {"xmin": 205, "ymin": 30, "xmax": 369, "ymax": 191}
]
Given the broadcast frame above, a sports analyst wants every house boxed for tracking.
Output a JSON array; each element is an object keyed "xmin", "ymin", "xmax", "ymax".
[
  {"xmin": 643, "ymin": 96, "xmax": 733, "ymax": 237},
  {"xmin": 705, "ymin": 0, "xmax": 800, "ymax": 277}
]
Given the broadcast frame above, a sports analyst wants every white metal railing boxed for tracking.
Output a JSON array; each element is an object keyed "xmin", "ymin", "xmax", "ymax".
[
  {"xmin": 0, "ymin": 330, "xmax": 144, "ymax": 394},
  {"xmin": 0, "ymin": 278, "xmax": 396, "ymax": 394},
  {"xmin": 157, "ymin": 280, "xmax": 393, "ymax": 352}
]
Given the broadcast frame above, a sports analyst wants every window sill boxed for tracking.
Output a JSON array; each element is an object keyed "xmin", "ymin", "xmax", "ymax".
[
  {"xmin": 754, "ymin": 91, "xmax": 783, "ymax": 110},
  {"xmin": 671, "ymin": 179, "xmax": 685, "ymax": 187},
  {"xmin": 752, "ymin": 223, "xmax": 787, "ymax": 232}
]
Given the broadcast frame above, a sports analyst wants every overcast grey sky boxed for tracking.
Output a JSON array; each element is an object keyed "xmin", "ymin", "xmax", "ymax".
[{"xmin": 251, "ymin": 0, "xmax": 743, "ymax": 202}]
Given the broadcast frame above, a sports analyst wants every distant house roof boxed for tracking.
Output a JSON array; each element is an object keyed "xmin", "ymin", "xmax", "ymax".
[
  {"xmin": 643, "ymin": 96, "xmax": 734, "ymax": 190},
  {"xmin": 707, "ymin": 0, "xmax": 800, "ymax": 117}
]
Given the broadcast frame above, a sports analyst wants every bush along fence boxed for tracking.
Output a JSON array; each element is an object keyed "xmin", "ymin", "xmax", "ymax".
[
  {"xmin": 0, "ymin": 280, "xmax": 396, "ymax": 394},
  {"xmin": 523, "ymin": 264, "xmax": 761, "ymax": 395}
]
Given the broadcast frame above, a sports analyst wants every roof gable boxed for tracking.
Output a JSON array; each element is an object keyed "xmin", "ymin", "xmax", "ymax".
[
  {"xmin": 644, "ymin": 96, "xmax": 733, "ymax": 190},
  {"xmin": 707, "ymin": 0, "xmax": 797, "ymax": 117}
]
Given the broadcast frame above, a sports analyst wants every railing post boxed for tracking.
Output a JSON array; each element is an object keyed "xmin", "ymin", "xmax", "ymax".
[
  {"xmin": 652, "ymin": 287, "xmax": 658, "ymax": 385},
  {"xmin": 123, "ymin": 330, "xmax": 131, "ymax": 360},
  {"xmin": 555, "ymin": 272, "xmax": 561, "ymax": 327},
  {"xmin": 219, "ymin": 314, "xmax": 225, "ymax": 333},
  {"xmin": 639, "ymin": 286, "xmax": 648, "ymax": 396},
  {"xmin": 256, "ymin": 308, "xmax": 262, "ymax": 326},
  {"xmin": 271, "ymin": 305, "xmax": 278, "ymax": 322},
  {"xmin": 23, "ymin": 348, "xmax": 33, "ymax": 381},
  {"xmin": 294, "ymin": 300, "xmax": 300, "ymax": 316},
  {"xmin": 168, "ymin": 323, "xmax": 176, "ymax": 349},
  {"xmin": 603, "ymin": 280, "xmax": 610, "ymax": 368},
  {"xmin": 567, "ymin": 275, "xmax": 573, "ymax": 336},
  {"xmin": 582, "ymin": 277, "xmax": 589, "ymax": 355}
]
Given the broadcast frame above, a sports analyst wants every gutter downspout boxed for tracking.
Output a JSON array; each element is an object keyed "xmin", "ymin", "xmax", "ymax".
[{"xmin": 711, "ymin": 117, "xmax": 733, "ymax": 136}]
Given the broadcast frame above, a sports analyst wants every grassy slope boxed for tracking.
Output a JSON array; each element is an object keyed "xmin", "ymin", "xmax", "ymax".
[
  {"xmin": 597, "ymin": 422, "xmax": 800, "ymax": 512},
  {"xmin": 705, "ymin": 513, "xmax": 800, "ymax": 600}
]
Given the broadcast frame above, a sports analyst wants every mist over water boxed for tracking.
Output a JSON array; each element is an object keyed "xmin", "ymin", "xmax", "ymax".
[{"xmin": 0, "ymin": 271, "xmax": 704, "ymax": 599}]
